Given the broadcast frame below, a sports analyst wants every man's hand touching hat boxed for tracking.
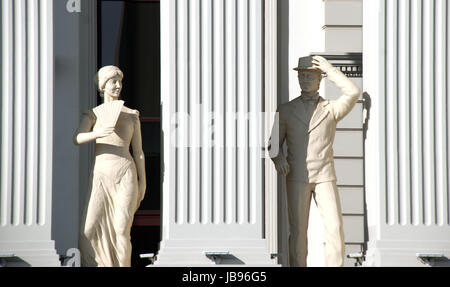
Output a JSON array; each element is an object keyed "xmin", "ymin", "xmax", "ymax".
[{"xmin": 311, "ymin": 55, "xmax": 334, "ymax": 74}]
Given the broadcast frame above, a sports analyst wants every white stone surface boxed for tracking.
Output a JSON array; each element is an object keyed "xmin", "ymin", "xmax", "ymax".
[
  {"xmin": 324, "ymin": 28, "xmax": 363, "ymax": 52},
  {"xmin": 363, "ymin": 0, "xmax": 450, "ymax": 266},
  {"xmin": 324, "ymin": 0, "xmax": 363, "ymax": 26},
  {"xmin": 336, "ymin": 103, "xmax": 363, "ymax": 129},
  {"xmin": 270, "ymin": 54, "xmax": 360, "ymax": 266},
  {"xmin": 325, "ymin": 78, "xmax": 363, "ymax": 100},
  {"xmin": 335, "ymin": 159, "xmax": 364, "ymax": 186},
  {"xmin": 0, "ymin": 0, "xmax": 59, "ymax": 266},
  {"xmin": 157, "ymin": 0, "xmax": 273, "ymax": 266},
  {"xmin": 339, "ymin": 187, "xmax": 364, "ymax": 214},
  {"xmin": 333, "ymin": 131, "xmax": 363, "ymax": 157},
  {"xmin": 74, "ymin": 66, "xmax": 147, "ymax": 267},
  {"xmin": 343, "ymin": 216, "xmax": 365, "ymax": 243}
]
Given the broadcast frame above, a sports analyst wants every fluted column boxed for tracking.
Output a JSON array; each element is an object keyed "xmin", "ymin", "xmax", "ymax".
[
  {"xmin": 0, "ymin": 0, "xmax": 59, "ymax": 266},
  {"xmin": 157, "ymin": 0, "xmax": 274, "ymax": 265},
  {"xmin": 264, "ymin": 0, "xmax": 279, "ymax": 261},
  {"xmin": 364, "ymin": 0, "xmax": 450, "ymax": 266}
]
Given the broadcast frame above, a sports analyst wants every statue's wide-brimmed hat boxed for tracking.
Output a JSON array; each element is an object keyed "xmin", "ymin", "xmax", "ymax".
[{"xmin": 293, "ymin": 56, "xmax": 321, "ymax": 71}]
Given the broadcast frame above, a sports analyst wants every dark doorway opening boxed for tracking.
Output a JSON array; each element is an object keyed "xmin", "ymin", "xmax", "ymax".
[{"xmin": 98, "ymin": 0, "xmax": 161, "ymax": 267}]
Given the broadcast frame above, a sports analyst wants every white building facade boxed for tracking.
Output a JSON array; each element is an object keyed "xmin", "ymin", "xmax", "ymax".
[
  {"xmin": 363, "ymin": 0, "xmax": 450, "ymax": 266},
  {"xmin": 0, "ymin": 0, "xmax": 449, "ymax": 267}
]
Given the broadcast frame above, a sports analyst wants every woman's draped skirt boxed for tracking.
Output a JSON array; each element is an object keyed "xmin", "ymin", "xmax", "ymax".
[{"xmin": 79, "ymin": 155, "xmax": 139, "ymax": 267}]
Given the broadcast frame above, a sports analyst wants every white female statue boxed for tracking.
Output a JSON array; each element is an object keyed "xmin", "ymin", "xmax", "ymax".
[{"xmin": 73, "ymin": 66, "xmax": 146, "ymax": 267}]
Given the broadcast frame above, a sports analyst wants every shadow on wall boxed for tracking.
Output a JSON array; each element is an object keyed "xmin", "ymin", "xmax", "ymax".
[
  {"xmin": 417, "ymin": 255, "xmax": 450, "ymax": 267},
  {"xmin": 362, "ymin": 91, "xmax": 371, "ymax": 260},
  {"xmin": 362, "ymin": 92, "xmax": 371, "ymax": 141},
  {"xmin": 276, "ymin": 0, "xmax": 290, "ymax": 267},
  {"xmin": 205, "ymin": 254, "xmax": 246, "ymax": 265},
  {"xmin": 0, "ymin": 256, "xmax": 32, "ymax": 267}
]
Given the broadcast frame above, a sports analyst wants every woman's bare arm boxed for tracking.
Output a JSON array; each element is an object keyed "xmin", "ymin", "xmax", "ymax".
[
  {"xmin": 73, "ymin": 111, "xmax": 113, "ymax": 145},
  {"xmin": 131, "ymin": 110, "xmax": 147, "ymax": 203}
]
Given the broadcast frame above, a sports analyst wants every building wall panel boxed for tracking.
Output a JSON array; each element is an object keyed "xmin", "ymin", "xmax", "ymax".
[
  {"xmin": 0, "ymin": 0, "xmax": 59, "ymax": 266},
  {"xmin": 1, "ymin": 0, "xmax": 53, "ymax": 228},
  {"xmin": 363, "ymin": 0, "xmax": 450, "ymax": 266},
  {"xmin": 163, "ymin": 0, "xmax": 264, "ymax": 238},
  {"xmin": 384, "ymin": 0, "xmax": 449, "ymax": 227},
  {"xmin": 324, "ymin": 0, "xmax": 362, "ymax": 26}
]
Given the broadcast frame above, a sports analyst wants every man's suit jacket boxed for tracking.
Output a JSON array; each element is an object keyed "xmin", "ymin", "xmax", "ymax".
[{"xmin": 270, "ymin": 67, "xmax": 361, "ymax": 183}]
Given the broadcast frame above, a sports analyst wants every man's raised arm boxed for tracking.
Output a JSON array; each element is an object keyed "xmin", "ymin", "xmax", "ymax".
[{"xmin": 312, "ymin": 56, "xmax": 361, "ymax": 122}]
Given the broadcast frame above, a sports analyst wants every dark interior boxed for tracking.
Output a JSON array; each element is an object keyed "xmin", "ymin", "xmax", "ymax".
[{"xmin": 99, "ymin": 0, "xmax": 161, "ymax": 267}]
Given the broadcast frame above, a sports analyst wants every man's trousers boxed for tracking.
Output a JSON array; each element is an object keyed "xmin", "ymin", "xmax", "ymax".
[{"xmin": 286, "ymin": 180, "xmax": 345, "ymax": 267}]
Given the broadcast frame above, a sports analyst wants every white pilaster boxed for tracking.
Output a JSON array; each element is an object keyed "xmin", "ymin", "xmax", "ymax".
[
  {"xmin": 363, "ymin": 0, "xmax": 450, "ymax": 266},
  {"xmin": 0, "ymin": 0, "xmax": 60, "ymax": 267},
  {"xmin": 264, "ymin": 0, "xmax": 279, "ymax": 262},
  {"xmin": 157, "ymin": 0, "xmax": 274, "ymax": 265}
]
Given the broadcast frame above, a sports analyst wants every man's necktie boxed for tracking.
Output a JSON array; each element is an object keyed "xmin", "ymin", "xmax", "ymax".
[{"xmin": 302, "ymin": 94, "xmax": 319, "ymax": 121}]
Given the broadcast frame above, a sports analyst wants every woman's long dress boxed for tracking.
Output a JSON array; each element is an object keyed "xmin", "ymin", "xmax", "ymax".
[{"xmin": 78, "ymin": 107, "xmax": 140, "ymax": 267}]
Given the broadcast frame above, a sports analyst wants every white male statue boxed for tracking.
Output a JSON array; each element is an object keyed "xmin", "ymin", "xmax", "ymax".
[{"xmin": 269, "ymin": 55, "xmax": 360, "ymax": 267}]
